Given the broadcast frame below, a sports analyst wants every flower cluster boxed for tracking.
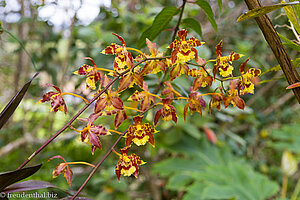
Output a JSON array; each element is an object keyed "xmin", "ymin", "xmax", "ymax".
[{"xmin": 41, "ymin": 29, "xmax": 261, "ymax": 185}]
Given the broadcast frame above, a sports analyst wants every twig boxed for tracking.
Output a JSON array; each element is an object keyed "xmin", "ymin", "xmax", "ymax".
[
  {"xmin": 171, "ymin": 0, "xmax": 187, "ymax": 43},
  {"xmin": 290, "ymin": 21, "xmax": 300, "ymax": 43},
  {"xmin": 244, "ymin": 0, "xmax": 300, "ymax": 103}
]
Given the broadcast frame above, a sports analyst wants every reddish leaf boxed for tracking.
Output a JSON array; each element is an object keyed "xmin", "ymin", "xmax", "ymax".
[
  {"xmin": 286, "ymin": 81, "xmax": 300, "ymax": 89},
  {"xmin": 0, "ymin": 163, "xmax": 42, "ymax": 192},
  {"xmin": 0, "ymin": 73, "xmax": 39, "ymax": 129},
  {"xmin": 2, "ymin": 180, "xmax": 58, "ymax": 194}
]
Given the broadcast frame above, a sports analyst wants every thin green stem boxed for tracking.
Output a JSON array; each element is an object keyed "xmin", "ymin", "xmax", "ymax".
[
  {"xmin": 124, "ymin": 106, "xmax": 142, "ymax": 112},
  {"xmin": 177, "ymin": 97, "xmax": 189, "ymax": 100},
  {"xmin": 67, "ymin": 162, "xmax": 95, "ymax": 168},
  {"xmin": 147, "ymin": 92, "xmax": 162, "ymax": 100},
  {"xmin": 171, "ymin": 0, "xmax": 187, "ymax": 42},
  {"xmin": 96, "ymin": 68, "xmax": 115, "ymax": 74},
  {"xmin": 60, "ymin": 92, "xmax": 89, "ymax": 104},
  {"xmin": 291, "ymin": 177, "xmax": 300, "ymax": 200},
  {"xmin": 281, "ymin": 174, "xmax": 288, "ymax": 198},
  {"xmin": 108, "ymin": 129, "xmax": 123, "ymax": 135},
  {"xmin": 126, "ymin": 47, "xmax": 147, "ymax": 58},
  {"xmin": 3, "ymin": 28, "xmax": 38, "ymax": 71}
]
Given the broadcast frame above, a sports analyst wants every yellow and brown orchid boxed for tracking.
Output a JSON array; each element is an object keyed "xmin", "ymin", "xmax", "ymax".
[
  {"xmin": 213, "ymin": 40, "xmax": 242, "ymax": 78},
  {"xmin": 125, "ymin": 115, "xmax": 156, "ymax": 147},
  {"xmin": 115, "ymin": 146, "xmax": 146, "ymax": 182},
  {"xmin": 39, "ymin": 84, "xmax": 67, "ymax": 114},
  {"xmin": 101, "ymin": 33, "xmax": 134, "ymax": 73}
]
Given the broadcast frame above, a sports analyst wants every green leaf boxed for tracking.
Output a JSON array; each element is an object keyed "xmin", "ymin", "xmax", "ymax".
[
  {"xmin": 283, "ymin": 5, "xmax": 300, "ymax": 34},
  {"xmin": 182, "ymin": 18, "xmax": 202, "ymax": 38},
  {"xmin": 137, "ymin": 7, "xmax": 179, "ymax": 49},
  {"xmin": 260, "ymin": 58, "xmax": 300, "ymax": 76},
  {"xmin": 192, "ymin": 162, "xmax": 279, "ymax": 200},
  {"xmin": 183, "ymin": 181, "xmax": 207, "ymax": 200},
  {"xmin": 258, "ymin": 77, "xmax": 284, "ymax": 84},
  {"xmin": 152, "ymin": 157, "xmax": 203, "ymax": 177},
  {"xmin": 237, "ymin": 2, "xmax": 300, "ymax": 22},
  {"xmin": 154, "ymin": 138, "xmax": 279, "ymax": 200},
  {"xmin": 166, "ymin": 174, "xmax": 193, "ymax": 191},
  {"xmin": 182, "ymin": 123, "xmax": 202, "ymax": 140},
  {"xmin": 277, "ymin": 32, "xmax": 300, "ymax": 52},
  {"xmin": 288, "ymin": 0, "xmax": 300, "ymax": 30},
  {"xmin": 217, "ymin": 0, "xmax": 223, "ymax": 15},
  {"xmin": 196, "ymin": 0, "xmax": 218, "ymax": 32},
  {"xmin": 267, "ymin": 124, "xmax": 300, "ymax": 153}
]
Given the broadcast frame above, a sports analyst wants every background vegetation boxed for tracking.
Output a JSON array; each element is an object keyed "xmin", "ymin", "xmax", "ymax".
[{"xmin": 0, "ymin": 0, "xmax": 299, "ymax": 199}]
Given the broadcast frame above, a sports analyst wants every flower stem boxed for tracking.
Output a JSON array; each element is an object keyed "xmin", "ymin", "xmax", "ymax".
[
  {"xmin": 126, "ymin": 47, "xmax": 147, "ymax": 58},
  {"xmin": 198, "ymin": 93, "xmax": 222, "ymax": 97},
  {"xmin": 222, "ymin": 76, "xmax": 240, "ymax": 81},
  {"xmin": 291, "ymin": 177, "xmax": 300, "ymax": 200},
  {"xmin": 69, "ymin": 126, "xmax": 81, "ymax": 133},
  {"xmin": 112, "ymin": 148, "xmax": 122, "ymax": 157},
  {"xmin": 281, "ymin": 174, "xmax": 288, "ymax": 198},
  {"xmin": 60, "ymin": 93, "xmax": 89, "ymax": 104},
  {"xmin": 96, "ymin": 68, "xmax": 115, "ymax": 74},
  {"xmin": 205, "ymin": 59, "xmax": 216, "ymax": 63},
  {"xmin": 171, "ymin": 89, "xmax": 182, "ymax": 97},
  {"xmin": 124, "ymin": 106, "xmax": 141, "ymax": 112},
  {"xmin": 147, "ymin": 92, "xmax": 162, "ymax": 100},
  {"xmin": 177, "ymin": 97, "xmax": 189, "ymax": 100},
  {"xmin": 108, "ymin": 129, "xmax": 123, "ymax": 135},
  {"xmin": 67, "ymin": 162, "xmax": 95, "ymax": 168}
]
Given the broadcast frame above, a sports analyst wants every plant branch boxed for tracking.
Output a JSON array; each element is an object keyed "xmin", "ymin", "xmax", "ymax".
[
  {"xmin": 244, "ymin": 0, "xmax": 300, "ymax": 103},
  {"xmin": 171, "ymin": 0, "xmax": 187, "ymax": 43}
]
